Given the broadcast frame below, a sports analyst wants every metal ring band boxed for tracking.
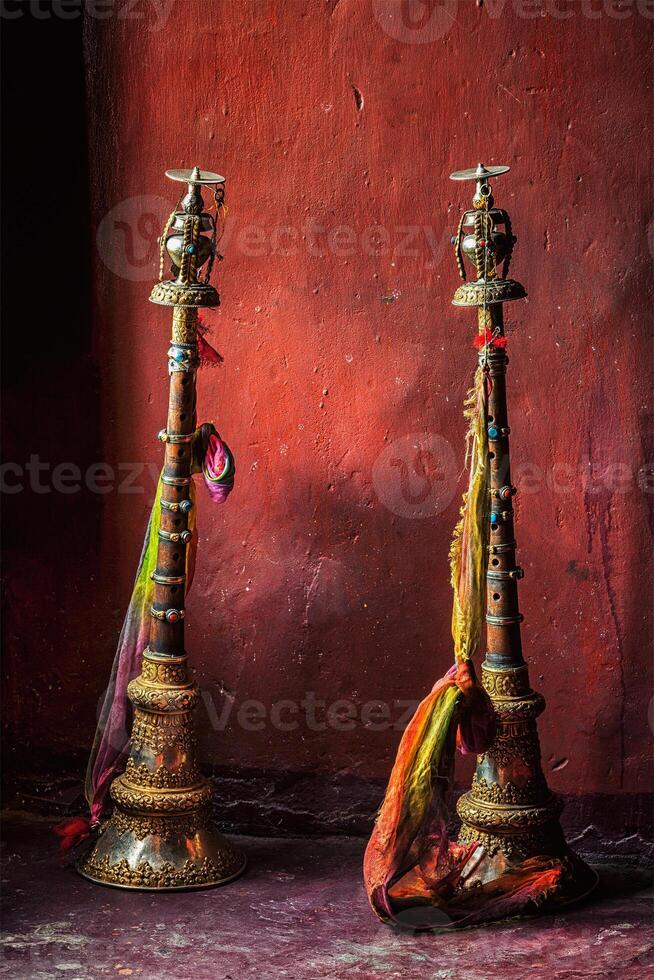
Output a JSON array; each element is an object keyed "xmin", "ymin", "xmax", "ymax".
[
  {"xmin": 486, "ymin": 613, "xmax": 524, "ymax": 625},
  {"xmin": 487, "ymin": 568, "xmax": 524, "ymax": 581},
  {"xmin": 490, "ymin": 485, "xmax": 516, "ymax": 499},
  {"xmin": 482, "ymin": 663, "xmax": 529, "ymax": 677},
  {"xmin": 143, "ymin": 648, "xmax": 187, "ymax": 664},
  {"xmin": 162, "ymin": 475, "xmax": 192, "ymax": 486},
  {"xmin": 158, "ymin": 529, "xmax": 192, "ymax": 543},
  {"xmin": 168, "ymin": 347, "xmax": 198, "ymax": 359},
  {"xmin": 489, "ymin": 542, "xmax": 517, "ymax": 554},
  {"xmin": 169, "ymin": 359, "xmax": 199, "ymax": 375},
  {"xmin": 150, "ymin": 606, "xmax": 186, "ymax": 622},
  {"xmin": 160, "ymin": 499, "xmax": 193, "ymax": 513},
  {"xmin": 159, "ymin": 431, "xmax": 194, "ymax": 444},
  {"xmin": 168, "ymin": 341, "xmax": 197, "ymax": 349},
  {"xmin": 151, "ymin": 573, "xmax": 187, "ymax": 585}
]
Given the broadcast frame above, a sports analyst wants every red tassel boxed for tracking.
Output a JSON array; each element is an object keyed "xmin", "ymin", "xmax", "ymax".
[
  {"xmin": 474, "ymin": 329, "xmax": 508, "ymax": 350},
  {"xmin": 197, "ymin": 331, "xmax": 224, "ymax": 365},
  {"xmin": 54, "ymin": 816, "xmax": 92, "ymax": 857},
  {"xmin": 197, "ymin": 315, "xmax": 223, "ymax": 366}
]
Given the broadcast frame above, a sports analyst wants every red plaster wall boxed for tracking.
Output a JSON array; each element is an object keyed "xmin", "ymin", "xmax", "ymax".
[{"xmin": 4, "ymin": 1, "xmax": 653, "ymax": 813}]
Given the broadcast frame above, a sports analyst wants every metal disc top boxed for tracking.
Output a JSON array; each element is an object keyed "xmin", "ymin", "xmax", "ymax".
[
  {"xmin": 449, "ymin": 163, "xmax": 510, "ymax": 182},
  {"xmin": 165, "ymin": 167, "xmax": 225, "ymax": 185}
]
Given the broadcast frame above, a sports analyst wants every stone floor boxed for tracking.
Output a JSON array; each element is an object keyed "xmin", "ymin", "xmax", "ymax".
[{"xmin": 1, "ymin": 818, "xmax": 652, "ymax": 980}]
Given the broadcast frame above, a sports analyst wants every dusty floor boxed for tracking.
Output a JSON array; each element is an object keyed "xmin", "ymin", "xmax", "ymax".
[{"xmin": 1, "ymin": 818, "xmax": 652, "ymax": 980}]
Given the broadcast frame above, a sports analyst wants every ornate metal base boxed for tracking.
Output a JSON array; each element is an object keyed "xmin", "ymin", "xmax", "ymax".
[
  {"xmin": 77, "ymin": 806, "xmax": 245, "ymax": 891},
  {"xmin": 452, "ymin": 278, "xmax": 526, "ymax": 307},
  {"xmin": 79, "ymin": 646, "xmax": 245, "ymax": 891},
  {"xmin": 457, "ymin": 661, "xmax": 598, "ymax": 906}
]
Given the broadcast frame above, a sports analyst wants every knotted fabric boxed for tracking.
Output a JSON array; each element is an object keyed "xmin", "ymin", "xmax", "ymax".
[
  {"xmin": 83, "ymin": 424, "xmax": 235, "ymax": 825},
  {"xmin": 363, "ymin": 368, "xmax": 581, "ymax": 929}
]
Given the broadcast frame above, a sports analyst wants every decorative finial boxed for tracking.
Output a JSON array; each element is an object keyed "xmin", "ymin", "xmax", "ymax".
[
  {"xmin": 150, "ymin": 167, "xmax": 226, "ymax": 308},
  {"xmin": 449, "ymin": 164, "xmax": 525, "ymax": 308}
]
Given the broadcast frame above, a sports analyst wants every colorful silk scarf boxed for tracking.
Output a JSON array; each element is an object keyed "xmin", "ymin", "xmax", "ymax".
[
  {"xmin": 84, "ymin": 424, "xmax": 235, "ymax": 824},
  {"xmin": 363, "ymin": 368, "xmax": 581, "ymax": 929}
]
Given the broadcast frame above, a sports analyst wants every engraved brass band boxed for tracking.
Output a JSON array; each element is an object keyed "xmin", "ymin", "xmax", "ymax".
[
  {"xmin": 130, "ymin": 709, "xmax": 197, "ymax": 752},
  {"xmin": 172, "ymin": 306, "xmax": 199, "ymax": 345},
  {"xmin": 111, "ymin": 778, "xmax": 212, "ymax": 813},
  {"xmin": 458, "ymin": 824, "xmax": 558, "ymax": 862},
  {"xmin": 470, "ymin": 774, "xmax": 548, "ymax": 807},
  {"xmin": 150, "ymin": 280, "xmax": 220, "ymax": 308},
  {"xmin": 482, "ymin": 664, "xmax": 530, "ymax": 697},
  {"xmin": 491, "ymin": 693, "xmax": 546, "ymax": 719},
  {"xmin": 456, "ymin": 792, "xmax": 562, "ymax": 831},
  {"xmin": 138, "ymin": 665, "xmax": 188, "ymax": 689},
  {"xmin": 124, "ymin": 758, "xmax": 202, "ymax": 790},
  {"xmin": 140, "ymin": 653, "xmax": 188, "ymax": 686},
  {"xmin": 79, "ymin": 851, "xmax": 243, "ymax": 891},
  {"xmin": 127, "ymin": 677, "xmax": 200, "ymax": 713},
  {"xmin": 108, "ymin": 807, "xmax": 211, "ymax": 842},
  {"xmin": 453, "ymin": 277, "xmax": 526, "ymax": 307}
]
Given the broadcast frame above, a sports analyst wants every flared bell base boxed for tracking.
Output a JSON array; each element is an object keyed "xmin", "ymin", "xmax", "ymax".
[
  {"xmin": 458, "ymin": 815, "xmax": 598, "ymax": 910},
  {"xmin": 77, "ymin": 805, "xmax": 246, "ymax": 891}
]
